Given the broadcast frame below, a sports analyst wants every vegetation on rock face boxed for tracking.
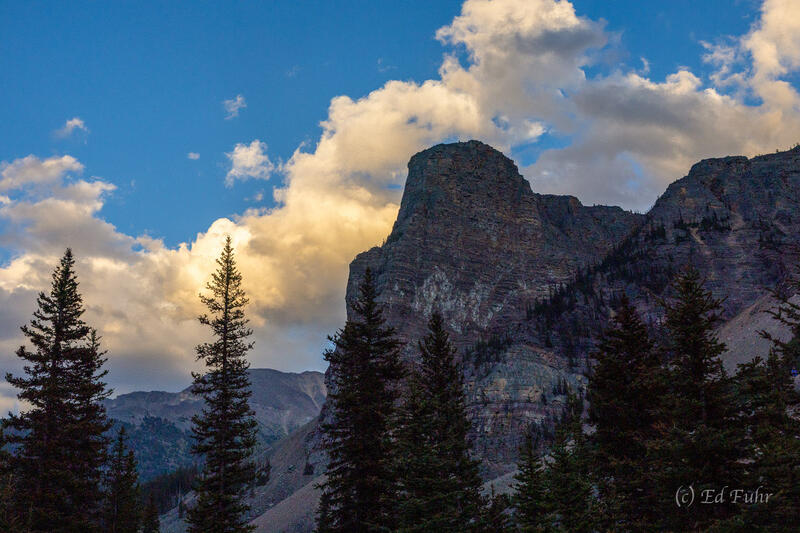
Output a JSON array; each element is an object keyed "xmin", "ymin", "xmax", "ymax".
[{"xmin": 187, "ymin": 236, "xmax": 259, "ymax": 533}]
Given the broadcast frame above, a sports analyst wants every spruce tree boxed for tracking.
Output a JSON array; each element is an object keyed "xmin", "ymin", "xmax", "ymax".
[
  {"xmin": 104, "ymin": 427, "xmax": 142, "ymax": 533},
  {"xmin": 542, "ymin": 394, "xmax": 594, "ymax": 533},
  {"xmin": 317, "ymin": 268, "xmax": 404, "ymax": 532},
  {"xmin": 141, "ymin": 494, "xmax": 161, "ymax": 533},
  {"xmin": 3, "ymin": 249, "xmax": 111, "ymax": 532},
  {"xmin": 586, "ymin": 296, "xmax": 663, "ymax": 530},
  {"xmin": 731, "ymin": 283, "xmax": 800, "ymax": 528},
  {"xmin": 513, "ymin": 431, "xmax": 547, "ymax": 532},
  {"xmin": 187, "ymin": 236, "xmax": 258, "ymax": 533},
  {"xmin": 395, "ymin": 313, "xmax": 484, "ymax": 532},
  {"xmin": 484, "ymin": 487, "xmax": 512, "ymax": 533},
  {"xmin": 652, "ymin": 266, "xmax": 743, "ymax": 530}
]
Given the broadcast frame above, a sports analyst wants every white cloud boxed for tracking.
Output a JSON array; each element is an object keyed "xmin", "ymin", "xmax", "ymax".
[
  {"xmin": 1, "ymin": 0, "xmax": 800, "ymax": 398},
  {"xmin": 0, "ymin": 155, "xmax": 83, "ymax": 192},
  {"xmin": 223, "ymin": 94, "xmax": 247, "ymax": 119},
  {"xmin": 225, "ymin": 140, "xmax": 274, "ymax": 186},
  {"xmin": 187, "ymin": 152, "xmax": 200, "ymax": 160},
  {"xmin": 55, "ymin": 117, "xmax": 89, "ymax": 138}
]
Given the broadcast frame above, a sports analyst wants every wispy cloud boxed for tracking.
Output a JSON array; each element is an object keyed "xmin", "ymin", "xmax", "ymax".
[
  {"xmin": 225, "ymin": 140, "xmax": 274, "ymax": 186},
  {"xmin": 223, "ymin": 94, "xmax": 247, "ymax": 119},
  {"xmin": 55, "ymin": 117, "xmax": 89, "ymax": 138},
  {"xmin": 187, "ymin": 152, "xmax": 200, "ymax": 160}
]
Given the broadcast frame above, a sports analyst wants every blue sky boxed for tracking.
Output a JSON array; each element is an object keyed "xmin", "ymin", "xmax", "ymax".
[
  {"xmin": 0, "ymin": 0, "xmax": 760, "ymax": 248},
  {"xmin": 2, "ymin": 0, "xmax": 799, "ymax": 400}
]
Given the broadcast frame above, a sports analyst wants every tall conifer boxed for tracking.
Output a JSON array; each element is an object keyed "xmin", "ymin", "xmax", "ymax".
[
  {"xmin": 586, "ymin": 296, "xmax": 663, "ymax": 529},
  {"xmin": 651, "ymin": 266, "xmax": 743, "ymax": 530},
  {"xmin": 141, "ymin": 494, "xmax": 161, "ymax": 533},
  {"xmin": 317, "ymin": 268, "xmax": 404, "ymax": 532},
  {"xmin": 395, "ymin": 313, "xmax": 484, "ymax": 532},
  {"xmin": 104, "ymin": 427, "xmax": 141, "ymax": 533},
  {"xmin": 3, "ymin": 249, "xmax": 111, "ymax": 532},
  {"xmin": 187, "ymin": 236, "xmax": 258, "ymax": 533},
  {"xmin": 513, "ymin": 431, "xmax": 547, "ymax": 532}
]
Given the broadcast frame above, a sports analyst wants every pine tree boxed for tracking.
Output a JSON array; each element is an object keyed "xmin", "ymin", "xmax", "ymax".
[
  {"xmin": 484, "ymin": 486, "xmax": 512, "ymax": 533},
  {"xmin": 104, "ymin": 427, "xmax": 142, "ymax": 533},
  {"xmin": 141, "ymin": 494, "xmax": 161, "ymax": 533},
  {"xmin": 395, "ymin": 313, "xmax": 484, "ymax": 532},
  {"xmin": 513, "ymin": 431, "xmax": 547, "ymax": 532},
  {"xmin": 542, "ymin": 394, "xmax": 594, "ymax": 533},
  {"xmin": 586, "ymin": 296, "xmax": 663, "ymax": 530},
  {"xmin": 3, "ymin": 248, "xmax": 111, "ymax": 532},
  {"xmin": 731, "ymin": 282, "xmax": 800, "ymax": 528},
  {"xmin": 651, "ymin": 266, "xmax": 743, "ymax": 530},
  {"xmin": 317, "ymin": 268, "xmax": 404, "ymax": 533},
  {"xmin": 187, "ymin": 236, "xmax": 258, "ymax": 533},
  {"xmin": 0, "ymin": 427, "xmax": 21, "ymax": 532}
]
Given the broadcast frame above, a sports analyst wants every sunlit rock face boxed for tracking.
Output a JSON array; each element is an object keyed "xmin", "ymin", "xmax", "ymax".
[
  {"xmin": 252, "ymin": 143, "xmax": 800, "ymax": 529},
  {"xmin": 332, "ymin": 141, "xmax": 642, "ymax": 473}
]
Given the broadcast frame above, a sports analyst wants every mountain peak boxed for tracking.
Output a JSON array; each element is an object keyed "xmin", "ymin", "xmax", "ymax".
[{"xmin": 394, "ymin": 140, "xmax": 531, "ymax": 233}]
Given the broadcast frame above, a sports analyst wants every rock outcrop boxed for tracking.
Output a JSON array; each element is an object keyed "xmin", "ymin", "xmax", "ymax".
[{"xmin": 244, "ymin": 141, "xmax": 800, "ymax": 531}]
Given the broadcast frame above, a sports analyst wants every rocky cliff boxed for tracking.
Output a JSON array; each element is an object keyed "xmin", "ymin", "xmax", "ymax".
[{"xmin": 246, "ymin": 141, "xmax": 800, "ymax": 531}]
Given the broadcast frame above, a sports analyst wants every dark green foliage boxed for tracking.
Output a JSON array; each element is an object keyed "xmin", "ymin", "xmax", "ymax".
[
  {"xmin": 104, "ymin": 427, "xmax": 141, "ymax": 533},
  {"xmin": 187, "ymin": 237, "xmax": 258, "ymax": 533},
  {"xmin": 731, "ymin": 281, "xmax": 800, "ymax": 527},
  {"xmin": 396, "ymin": 313, "xmax": 484, "ymax": 532},
  {"xmin": 650, "ymin": 266, "xmax": 743, "ymax": 530},
  {"xmin": 140, "ymin": 463, "xmax": 199, "ymax": 514},
  {"xmin": 141, "ymin": 494, "xmax": 160, "ymax": 533},
  {"xmin": 542, "ymin": 394, "xmax": 594, "ymax": 533},
  {"xmin": 586, "ymin": 296, "xmax": 663, "ymax": 530},
  {"xmin": 317, "ymin": 268, "xmax": 404, "ymax": 532},
  {"xmin": 484, "ymin": 487, "xmax": 512, "ymax": 533},
  {"xmin": 513, "ymin": 432, "xmax": 547, "ymax": 532},
  {"xmin": 3, "ymin": 249, "xmax": 111, "ymax": 532}
]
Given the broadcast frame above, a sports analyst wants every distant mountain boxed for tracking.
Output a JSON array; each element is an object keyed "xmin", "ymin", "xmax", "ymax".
[{"xmin": 105, "ymin": 368, "xmax": 326, "ymax": 480}]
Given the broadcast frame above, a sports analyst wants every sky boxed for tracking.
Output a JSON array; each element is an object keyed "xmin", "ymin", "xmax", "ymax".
[{"xmin": 1, "ymin": 0, "xmax": 800, "ymax": 410}]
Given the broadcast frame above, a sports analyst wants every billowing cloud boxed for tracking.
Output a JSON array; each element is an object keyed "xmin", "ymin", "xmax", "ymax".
[
  {"xmin": 55, "ymin": 117, "xmax": 89, "ymax": 138},
  {"xmin": 0, "ymin": 155, "xmax": 83, "ymax": 192},
  {"xmin": 225, "ymin": 140, "xmax": 274, "ymax": 186},
  {"xmin": 223, "ymin": 94, "xmax": 247, "ymax": 119},
  {"xmin": 2, "ymin": 0, "xmax": 800, "ymax": 408},
  {"xmin": 187, "ymin": 152, "xmax": 200, "ymax": 160}
]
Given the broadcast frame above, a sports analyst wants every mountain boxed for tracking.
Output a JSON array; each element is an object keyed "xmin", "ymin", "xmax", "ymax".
[{"xmin": 105, "ymin": 368, "xmax": 326, "ymax": 480}]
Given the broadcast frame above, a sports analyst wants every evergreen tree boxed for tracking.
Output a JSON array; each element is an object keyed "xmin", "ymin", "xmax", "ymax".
[
  {"xmin": 0, "ymin": 427, "xmax": 21, "ymax": 532},
  {"xmin": 586, "ymin": 296, "xmax": 663, "ymax": 530},
  {"xmin": 104, "ymin": 427, "xmax": 142, "ymax": 533},
  {"xmin": 395, "ymin": 313, "xmax": 484, "ymax": 532},
  {"xmin": 651, "ymin": 266, "xmax": 743, "ymax": 530},
  {"xmin": 484, "ymin": 486, "xmax": 512, "ymax": 533},
  {"xmin": 513, "ymin": 431, "xmax": 547, "ymax": 532},
  {"xmin": 141, "ymin": 494, "xmax": 161, "ymax": 533},
  {"xmin": 3, "ymin": 249, "xmax": 111, "ymax": 532},
  {"xmin": 542, "ymin": 394, "xmax": 594, "ymax": 533},
  {"xmin": 730, "ymin": 282, "xmax": 800, "ymax": 528},
  {"xmin": 187, "ymin": 236, "xmax": 258, "ymax": 533},
  {"xmin": 317, "ymin": 268, "xmax": 404, "ymax": 532}
]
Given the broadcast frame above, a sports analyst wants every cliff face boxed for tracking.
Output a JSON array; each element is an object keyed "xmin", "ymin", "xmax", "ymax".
[
  {"xmin": 338, "ymin": 141, "xmax": 642, "ymax": 472},
  {"xmin": 248, "ymin": 142, "xmax": 800, "ymax": 531},
  {"xmin": 330, "ymin": 142, "xmax": 800, "ymax": 475}
]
